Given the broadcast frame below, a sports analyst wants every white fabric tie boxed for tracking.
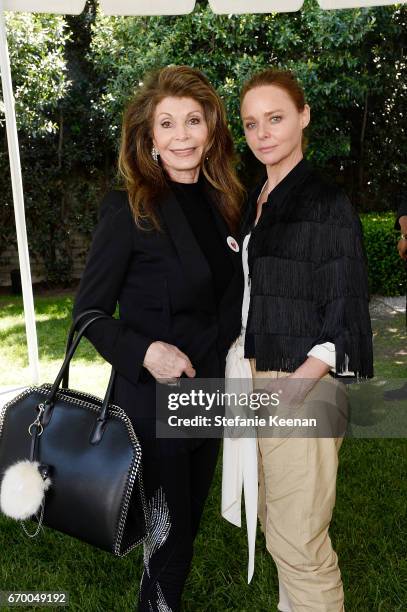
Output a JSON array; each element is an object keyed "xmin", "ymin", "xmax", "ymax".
[{"xmin": 221, "ymin": 334, "xmax": 258, "ymax": 583}]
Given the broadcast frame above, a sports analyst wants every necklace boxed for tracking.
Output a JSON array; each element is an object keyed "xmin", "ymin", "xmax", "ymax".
[{"xmin": 255, "ymin": 179, "xmax": 269, "ymax": 227}]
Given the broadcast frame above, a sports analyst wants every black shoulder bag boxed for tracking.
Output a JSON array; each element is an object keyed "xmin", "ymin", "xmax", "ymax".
[{"xmin": 0, "ymin": 308, "xmax": 147, "ymax": 556}]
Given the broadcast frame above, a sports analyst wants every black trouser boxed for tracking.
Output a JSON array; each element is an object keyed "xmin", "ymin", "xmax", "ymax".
[{"xmin": 137, "ymin": 435, "xmax": 220, "ymax": 612}]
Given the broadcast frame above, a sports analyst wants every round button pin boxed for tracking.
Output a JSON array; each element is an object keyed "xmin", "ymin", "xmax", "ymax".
[{"xmin": 227, "ymin": 236, "xmax": 239, "ymax": 253}]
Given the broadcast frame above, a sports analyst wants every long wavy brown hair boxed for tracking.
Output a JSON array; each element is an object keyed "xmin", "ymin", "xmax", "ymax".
[{"xmin": 118, "ymin": 65, "xmax": 244, "ymax": 232}]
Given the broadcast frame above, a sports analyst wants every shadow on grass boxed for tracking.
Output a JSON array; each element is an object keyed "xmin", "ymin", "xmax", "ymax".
[
  {"xmin": 371, "ymin": 312, "xmax": 407, "ymax": 377},
  {"xmin": 1, "ymin": 318, "xmax": 94, "ymax": 363},
  {"xmin": 0, "ymin": 296, "xmax": 111, "ymax": 364},
  {"xmin": 1, "ymin": 295, "xmax": 406, "ymax": 610}
]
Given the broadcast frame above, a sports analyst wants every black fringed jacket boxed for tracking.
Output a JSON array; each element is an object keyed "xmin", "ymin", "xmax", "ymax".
[{"xmin": 243, "ymin": 158, "xmax": 374, "ymax": 379}]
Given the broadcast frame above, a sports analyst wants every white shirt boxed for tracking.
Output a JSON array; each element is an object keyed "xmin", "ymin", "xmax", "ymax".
[
  {"xmin": 242, "ymin": 231, "xmax": 354, "ymax": 375},
  {"xmin": 221, "ymin": 231, "xmax": 353, "ymax": 585},
  {"xmin": 221, "ymin": 182, "xmax": 353, "ymax": 582}
]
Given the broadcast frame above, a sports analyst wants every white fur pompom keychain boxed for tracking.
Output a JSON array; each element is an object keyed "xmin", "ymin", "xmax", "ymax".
[{"xmin": 0, "ymin": 459, "xmax": 52, "ymax": 521}]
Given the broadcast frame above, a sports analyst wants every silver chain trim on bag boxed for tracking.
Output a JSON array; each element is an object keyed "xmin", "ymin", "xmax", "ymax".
[
  {"xmin": 0, "ymin": 383, "xmax": 149, "ymax": 556},
  {"xmin": 0, "ymin": 386, "xmax": 33, "ymax": 440}
]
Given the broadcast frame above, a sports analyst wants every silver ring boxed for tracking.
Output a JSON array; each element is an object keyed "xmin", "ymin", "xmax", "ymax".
[
  {"xmin": 28, "ymin": 422, "xmax": 43, "ymax": 436},
  {"xmin": 157, "ymin": 377, "xmax": 181, "ymax": 387}
]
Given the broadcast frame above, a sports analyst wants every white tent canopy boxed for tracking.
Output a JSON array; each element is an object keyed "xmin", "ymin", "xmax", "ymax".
[
  {"xmin": 1, "ymin": 0, "xmax": 403, "ymax": 14},
  {"xmin": 0, "ymin": 0, "xmax": 405, "ymax": 385}
]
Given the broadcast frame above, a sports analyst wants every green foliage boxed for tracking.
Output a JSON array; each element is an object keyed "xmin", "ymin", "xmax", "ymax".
[
  {"xmin": 89, "ymin": 1, "xmax": 407, "ymax": 202},
  {"xmin": 0, "ymin": 3, "xmax": 112, "ymax": 286},
  {"xmin": 0, "ymin": 296, "xmax": 406, "ymax": 610},
  {"xmin": 0, "ymin": 13, "xmax": 70, "ymax": 135},
  {"xmin": 361, "ymin": 213, "xmax": 406, "ymax": 296},
  {"xmin": 1, "ymin": 1, "xmax": 406, "ymax": 288}
]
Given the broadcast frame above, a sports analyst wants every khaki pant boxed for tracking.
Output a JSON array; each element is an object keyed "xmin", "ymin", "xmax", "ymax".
[{"xmin": 251, "ymin": 362, "xmax": 346, "ymax": 612}]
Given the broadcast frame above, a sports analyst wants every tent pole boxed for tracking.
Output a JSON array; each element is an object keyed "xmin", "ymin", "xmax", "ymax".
[{"xmin": 0, "ymin": 3, "xmax": 39, "ymax": 384}]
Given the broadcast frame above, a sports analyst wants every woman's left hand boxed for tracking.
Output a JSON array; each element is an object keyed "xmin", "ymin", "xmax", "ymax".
[{"xmin": 263, "ymin": 357, "xmax": 330, "ymax": 412}]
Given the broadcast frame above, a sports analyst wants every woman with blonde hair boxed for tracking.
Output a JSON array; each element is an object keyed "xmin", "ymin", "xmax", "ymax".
[
  {"xmin": 223, "ymin": 69, "xmax": 373, "ymax": 611},
  {"xmin": 73, "ymin": 65, "xmax": 244, "ymax": 611}
]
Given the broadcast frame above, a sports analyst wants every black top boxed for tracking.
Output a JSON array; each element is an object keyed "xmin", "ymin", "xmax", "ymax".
[
  {"xmin": 242, "ymin": 158, "xmax": 312, "ymax": 238},
  {"xmin": 244, "ymin": 159, "xmax": 312, "ymax": 357},
  {"xmin": 72, "ymin": 185, "xmax": 243, "ymax": 431},
  {"xmin": 241, "ymin": 158, "xmax": 373, "ymax": 378},
  {"xmin": 169, "ymin": 175, "xmax": 235, "ymax": 306}
]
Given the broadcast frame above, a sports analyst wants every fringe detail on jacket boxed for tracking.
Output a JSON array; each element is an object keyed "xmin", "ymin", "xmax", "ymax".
[{"xmin": 245, "ymin": 166, "xmax": 374, "ymax": 379}]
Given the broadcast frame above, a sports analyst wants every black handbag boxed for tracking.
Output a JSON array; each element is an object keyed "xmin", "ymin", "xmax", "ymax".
[{"xmin": 0, "ymin": 308, "xmax": 148, "ymax": 556}]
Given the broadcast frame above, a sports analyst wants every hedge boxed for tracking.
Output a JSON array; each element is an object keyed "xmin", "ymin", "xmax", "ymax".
[{"xmin": 361, "ymin": 213, "xmax": 406, "ymax": 297}]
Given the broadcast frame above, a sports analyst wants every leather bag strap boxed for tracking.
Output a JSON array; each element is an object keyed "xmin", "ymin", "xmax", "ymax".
[
  {"xmin": 48, "ymin": 312, "xmax": 113, "ymax": 400},
  {"xmin": 39, "ymin": 311, "xmax": 117, "ymax": 434},
  {"xmin": 64, "ymin": 308, "xmax": 108, "ymax": 360},
  {"xmin": 62, "ymin": 308, "xmax": 113, "ymax": 388}
]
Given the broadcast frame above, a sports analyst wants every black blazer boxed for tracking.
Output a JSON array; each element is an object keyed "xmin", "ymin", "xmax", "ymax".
[{"xmin": 72, "ymin": 184, "xmax": 243, "ymax": 425}]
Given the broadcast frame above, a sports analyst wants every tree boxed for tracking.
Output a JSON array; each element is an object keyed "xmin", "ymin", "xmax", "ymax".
[
  {"xmin": 0, "ymin": 12, "xmax": 71, "ymax": 280},
  {"xmin": 89, "ymin": 0, "xmax": 407, "ymax": 208},
  {"xmin": 1, "ymin": 1, "xmax": 406, "ymax": 286}
]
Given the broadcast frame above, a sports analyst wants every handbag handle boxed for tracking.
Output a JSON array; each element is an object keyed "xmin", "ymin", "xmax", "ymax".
[
  {"xmin": 41, "ymin": 310, "xmax": 117, "ymax": 444},
  {"xmin": 62, "ymin": 308, "xmax": 112, "ymax": 388}
]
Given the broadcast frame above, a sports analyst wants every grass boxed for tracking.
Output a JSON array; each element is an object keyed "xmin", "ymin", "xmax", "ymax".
[
  {"xmin": 0, "ymin": 293, "xmax": 111, "ymax": 390},
  {"xmin": 0, "ymin": 293, "xmax": 406, "ymax": 612}
]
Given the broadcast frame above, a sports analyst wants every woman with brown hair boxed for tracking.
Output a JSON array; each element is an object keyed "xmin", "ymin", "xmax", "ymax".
[
  {"xmin": 72, "ymin": 65, "xmax": 244, "ymax": 611},
  {"xmin": 222, "ymin": 69, "xmax": 373, "ymax": 611}
]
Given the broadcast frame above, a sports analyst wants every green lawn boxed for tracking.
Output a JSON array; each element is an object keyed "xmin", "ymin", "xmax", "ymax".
[{"xmin": 0, "ymin": 294, "xmax": 406, "ymax": 612}]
